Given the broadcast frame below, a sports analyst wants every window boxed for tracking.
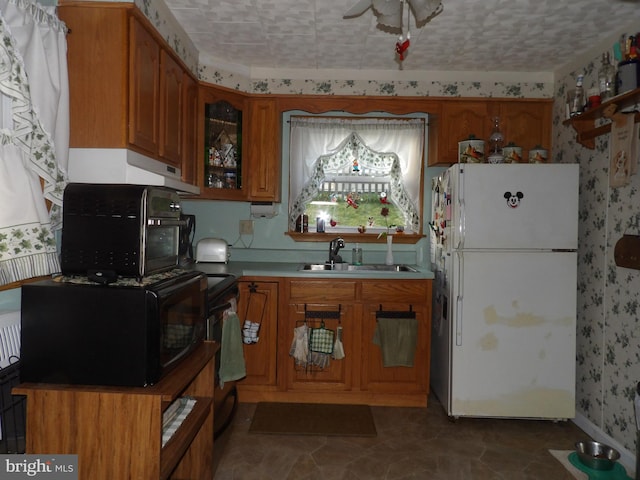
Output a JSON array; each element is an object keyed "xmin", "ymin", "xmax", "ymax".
[{"xmin": 288, "ymin": 115, "xmax": 425, "ymax": 237}]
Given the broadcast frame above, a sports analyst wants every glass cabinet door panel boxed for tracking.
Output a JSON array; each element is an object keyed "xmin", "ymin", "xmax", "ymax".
[{"xmin": 204, "ymin": 101, "xmax": 242, "ymax": 191}]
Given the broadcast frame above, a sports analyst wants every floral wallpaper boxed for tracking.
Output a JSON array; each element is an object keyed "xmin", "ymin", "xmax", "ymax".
[
  {"xmin": 553, "ymin": 59, "xmax": 640, "ymax": 455},
  {"xmin": 199, "ymin": 68, "xmax": 553, "ymax": 98},
  {"xmin": 133, "ymin": 0, "xmax": 199, "ymax": 74}
]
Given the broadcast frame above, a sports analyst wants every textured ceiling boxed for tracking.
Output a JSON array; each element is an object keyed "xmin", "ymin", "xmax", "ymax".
[{"xmin": 168, "ymin": 0, "xmax": 639, "ymax": 73}]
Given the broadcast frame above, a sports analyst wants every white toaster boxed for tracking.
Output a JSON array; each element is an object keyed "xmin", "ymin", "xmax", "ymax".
[{"xmin": 195, "ymin": 238, "xmax": 230, "ymax": 263}]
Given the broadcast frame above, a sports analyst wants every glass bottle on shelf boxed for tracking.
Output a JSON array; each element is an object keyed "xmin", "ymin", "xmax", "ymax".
[
  {"xmin": 570, "ymin": 74, "xmax": 585, "ymax": 117},
  {"xmin": 204, "ymin": 100, "xmax": 242, "ymax": 191},
  {"xmin": 488, "ymin": 116, "xmax": 504, "ymax": 163},
  {"xmin": 598, "ymin": 52, "xmax": 616, "ymax": 101}
]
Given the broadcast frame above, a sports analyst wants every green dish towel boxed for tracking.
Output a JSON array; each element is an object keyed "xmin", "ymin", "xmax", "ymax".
[
  {"xmin": 373, "ymin": 317, "xmax": 418, "ymax": 367},
  {"xmin": 219, "ymin": 311, "xmax": 247, "ymax": 387}
]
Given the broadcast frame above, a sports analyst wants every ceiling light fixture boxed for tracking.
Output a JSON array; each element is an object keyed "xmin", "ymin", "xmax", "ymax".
[{"xmin": 344, "ymin": 0, "xmax": 443, "ymax": 62}]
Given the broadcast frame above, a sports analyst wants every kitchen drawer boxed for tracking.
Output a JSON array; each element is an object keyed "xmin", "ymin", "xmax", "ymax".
[
  {"xmin": 288, "ymin": 281, "xmax": 357, "ymax": 301},
  {"xmin": 362, "ymin": 280, "xmax": 429, "ymax": 303}
]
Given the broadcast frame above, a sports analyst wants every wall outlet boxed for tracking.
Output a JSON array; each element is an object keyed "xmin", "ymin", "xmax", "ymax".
[{"xmin": 239, "ymin": 220, "xmax": 254, "ymax": 235}]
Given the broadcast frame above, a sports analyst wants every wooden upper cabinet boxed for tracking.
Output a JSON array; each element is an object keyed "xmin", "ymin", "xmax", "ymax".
[
  {"xmin": 498, "ymin": 100, "xmax": 552, "ymax": 154},
  {"xmin": 59, "ymin": 4, "xmax": 129, "ymax": 147},
  {"xmin": 198, "ymin": 85, "xmax": 247, "ymax": 201},
  {"xmin": 196, "ymin": 85, "xmax": 281, "ymax": 202},
  {"xmin": 128, "ymin": 17, "xmax": 160, "ymax": 157},
  {"xmin": 59, "ymin": 3, "xmax": 197, "ymax": 180},
  {"xmin": 429, "ymin": 99, "xmax": 553, "ymax": 166},
  {"xmin": 159, "ymin": 50, "xmax": 184, "ymax": 167},
  {"xmin": 246, "ymin": 98, "xmax": 280, "ymax": 202},
  {"xmin": 182, "ymin": 73, "xmax": 199, "ymax": 185},
  {"xmin": 434, "ymin": 101, "xmax": 492, "ymax": 165}
]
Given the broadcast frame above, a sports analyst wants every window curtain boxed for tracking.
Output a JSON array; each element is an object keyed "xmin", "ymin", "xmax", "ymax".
[
  {"xmin": 288, "ymin": 116, "xmax": 424, "ymax": 231},
  {"xmin": 0, "ymin": 0, "xmax": 69, "ymax": 285}
]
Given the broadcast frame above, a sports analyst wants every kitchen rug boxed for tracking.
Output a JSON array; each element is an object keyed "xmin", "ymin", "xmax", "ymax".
[
  {"xmin": 249, "ymin": 402, "xmax": 376, "ymax": 437},
  {"xmin": 549, "ymin": 450, "xmax": 632, "ymax": 480}
]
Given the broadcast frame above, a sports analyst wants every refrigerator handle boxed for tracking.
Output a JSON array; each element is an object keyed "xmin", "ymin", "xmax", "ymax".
[
  {"xmin": 457, "ymin": 166, "xmax": 465, "ymax": 250},
  {"xmin": 456, "ymin": 297, "xmax": 463, "ymax": 346},
  {"xmin": 455, "ymin": 251, "xmax": 463, "ymax": 346}
]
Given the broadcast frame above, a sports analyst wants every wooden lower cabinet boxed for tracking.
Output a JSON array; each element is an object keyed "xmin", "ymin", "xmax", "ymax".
[
  {"xmin": 360, "ymin": 280, "xmax": 430, "ymax": 397},
  {"xmin": 236, "ymin": 279, "xmax": 278, "ymax": 388},
  {"xmin": 237, "ymin": 277, "xmax": 432, "ymax": 407},
  {"xmin": 284, "ymin": 301, "xmax": 357, "ymax": 392},
  {"xmin": 361, "ymin": 302, "xmax": 430, "ymax": 396},
  {"xmin": 13, "ymin": 342, "xmax": 217, "ymax": 480}
]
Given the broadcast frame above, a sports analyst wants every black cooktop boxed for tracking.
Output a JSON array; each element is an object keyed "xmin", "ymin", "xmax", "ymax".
[
  {"xmin": 205, "ymin": 274, "xmax": 237, "ymax": 296},
  {"xmin": 187, "ymin": 262, "xmax": 236, "ymax": 296}
]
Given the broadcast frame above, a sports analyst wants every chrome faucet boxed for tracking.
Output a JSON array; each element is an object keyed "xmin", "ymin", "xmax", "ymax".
[{"xmin": 328, "ymin": 237, "xmax": 345, "ymax": 264}]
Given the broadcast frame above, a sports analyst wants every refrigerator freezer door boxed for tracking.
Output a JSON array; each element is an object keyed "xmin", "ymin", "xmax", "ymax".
[
  {"xmin": 448, "ymin": 250, "xmax": 577, "ymax": 419},
  {"xmin": 448, "ymin": 164, "xmax": 579, "ymax": 251}
]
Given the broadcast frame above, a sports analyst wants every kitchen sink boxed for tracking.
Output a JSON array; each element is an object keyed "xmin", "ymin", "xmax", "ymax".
[{"xmin": 298, "ymin": 263, "xmax": 418, "ymax": 272}]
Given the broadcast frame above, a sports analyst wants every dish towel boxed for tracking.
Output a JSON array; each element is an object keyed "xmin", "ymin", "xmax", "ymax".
[
  {"xmin": 219, "ymin": 311, "xmax": 246, "ymax": 387},
  {"xmin": 373, "ymin": 317, "xmax": 418, "ymax": 367}
]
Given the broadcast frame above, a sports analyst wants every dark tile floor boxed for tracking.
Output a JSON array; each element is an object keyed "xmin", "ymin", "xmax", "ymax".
[{"xmin": 212, "ymin": 395, "xmax": 590, "ymax": 479}]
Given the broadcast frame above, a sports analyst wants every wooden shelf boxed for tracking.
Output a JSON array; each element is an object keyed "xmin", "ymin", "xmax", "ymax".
[
  {"xmin": 160, "ymin": 396, "xmax": 212, "ymax": 480},
  {"xmin": 286, "ymin": 232, "xmax": 424, "ymax": 244},
  {"xmin": 563, "ymin": 87, "xmax": 640, "ymax": 149},
  {"xmin": 14, "ymin": 341, "xmax": 218, "ymax": 480}
]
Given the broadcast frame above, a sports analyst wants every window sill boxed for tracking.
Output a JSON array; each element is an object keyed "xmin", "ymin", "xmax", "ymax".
[{"xmin": 286, "ymin": 232, "xmax": 424, "ymax": 244}]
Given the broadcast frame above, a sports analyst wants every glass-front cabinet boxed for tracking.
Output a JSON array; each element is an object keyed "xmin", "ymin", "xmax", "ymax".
[
  {"xmin": 198, "ymin": 87, "xmax": 247, "ymax": 200},
  {"xmin": 196, "ymin": 85, "xmax": 281, "ymax": 201},
  {"xmin": 205, "ymin": 101, "xmax": 241, "ymax": 191}
]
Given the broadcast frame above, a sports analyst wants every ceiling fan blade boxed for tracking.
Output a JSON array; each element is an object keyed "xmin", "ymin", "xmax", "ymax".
[
  {"xmin": 407, "ymin": 0, "xmax": 443, "ymax": 25},
  {"xmin": 372, "ymin": 0, "xmax": 403, "ymax": 29},
  {"xmin": 343, "ymin": 0, "xmax": 373, "ymax": 18}
]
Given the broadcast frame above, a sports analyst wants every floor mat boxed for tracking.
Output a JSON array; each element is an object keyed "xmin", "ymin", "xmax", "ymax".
[{"xmin": 249, "ymin": 402, "xmax": 377, "ymax": 437}]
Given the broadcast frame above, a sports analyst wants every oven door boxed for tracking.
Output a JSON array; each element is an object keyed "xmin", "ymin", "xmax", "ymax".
[
  {"xmin": 145, "ymin": 219, "xmax": 184, "ymax": 275},
  {"xmin": 205, "ymin": 276, "xmax": 240, "ymax": 437},
  {"xmin": 155, "ymin": 271, "xmax": 207, "ymax": 376}
]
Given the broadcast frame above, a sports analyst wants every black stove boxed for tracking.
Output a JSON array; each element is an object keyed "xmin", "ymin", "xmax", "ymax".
[
  {"xmin": 206, "ymin": 274, "xmax": 237, "ymax": 297},
  {"xmin": 193, "ymin": 265, "xmax": 240, "ymax": 437},
  {"xmin": 187, "ymin": 261, "xmax": 238, "ymax": 306}
]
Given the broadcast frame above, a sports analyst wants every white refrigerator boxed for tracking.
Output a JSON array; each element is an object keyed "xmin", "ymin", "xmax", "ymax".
[{"xmin": 429, "ymin": 163, "xmax": 579, "ymax": 419}]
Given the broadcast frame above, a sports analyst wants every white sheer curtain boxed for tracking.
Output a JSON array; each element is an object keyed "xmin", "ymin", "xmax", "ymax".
[
  {"xmin": 288, "ymin": 116, "xmax": 424, "ymax": 231},
  {"xmin": 0, "ymin": 0, "xmax": 69, "ymax": 285}
]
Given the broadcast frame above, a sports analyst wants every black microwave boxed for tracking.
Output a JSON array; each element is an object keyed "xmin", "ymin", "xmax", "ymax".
[
  {"xmin": 60, "ymin": 183, "xmax": 184, "ymax": 279},
  {"xmin": 20, "ymin": 270, "xmax": 207, "ymax": 387}
]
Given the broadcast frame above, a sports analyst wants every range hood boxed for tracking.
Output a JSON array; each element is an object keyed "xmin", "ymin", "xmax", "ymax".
[{"xmin": 67, "ymin": 148, "xmax": 200, "ymax": 195}]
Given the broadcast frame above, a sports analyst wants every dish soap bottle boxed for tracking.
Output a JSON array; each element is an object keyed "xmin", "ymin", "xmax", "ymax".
[{"xmin": 352, "ymin": 243, "xmax": 363, "ymax": 265}]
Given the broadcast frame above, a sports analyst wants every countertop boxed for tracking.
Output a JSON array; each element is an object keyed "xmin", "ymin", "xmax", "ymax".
[{"xmin": 191, "ymin": 261, "xmax": 434, "ymax": 280}]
